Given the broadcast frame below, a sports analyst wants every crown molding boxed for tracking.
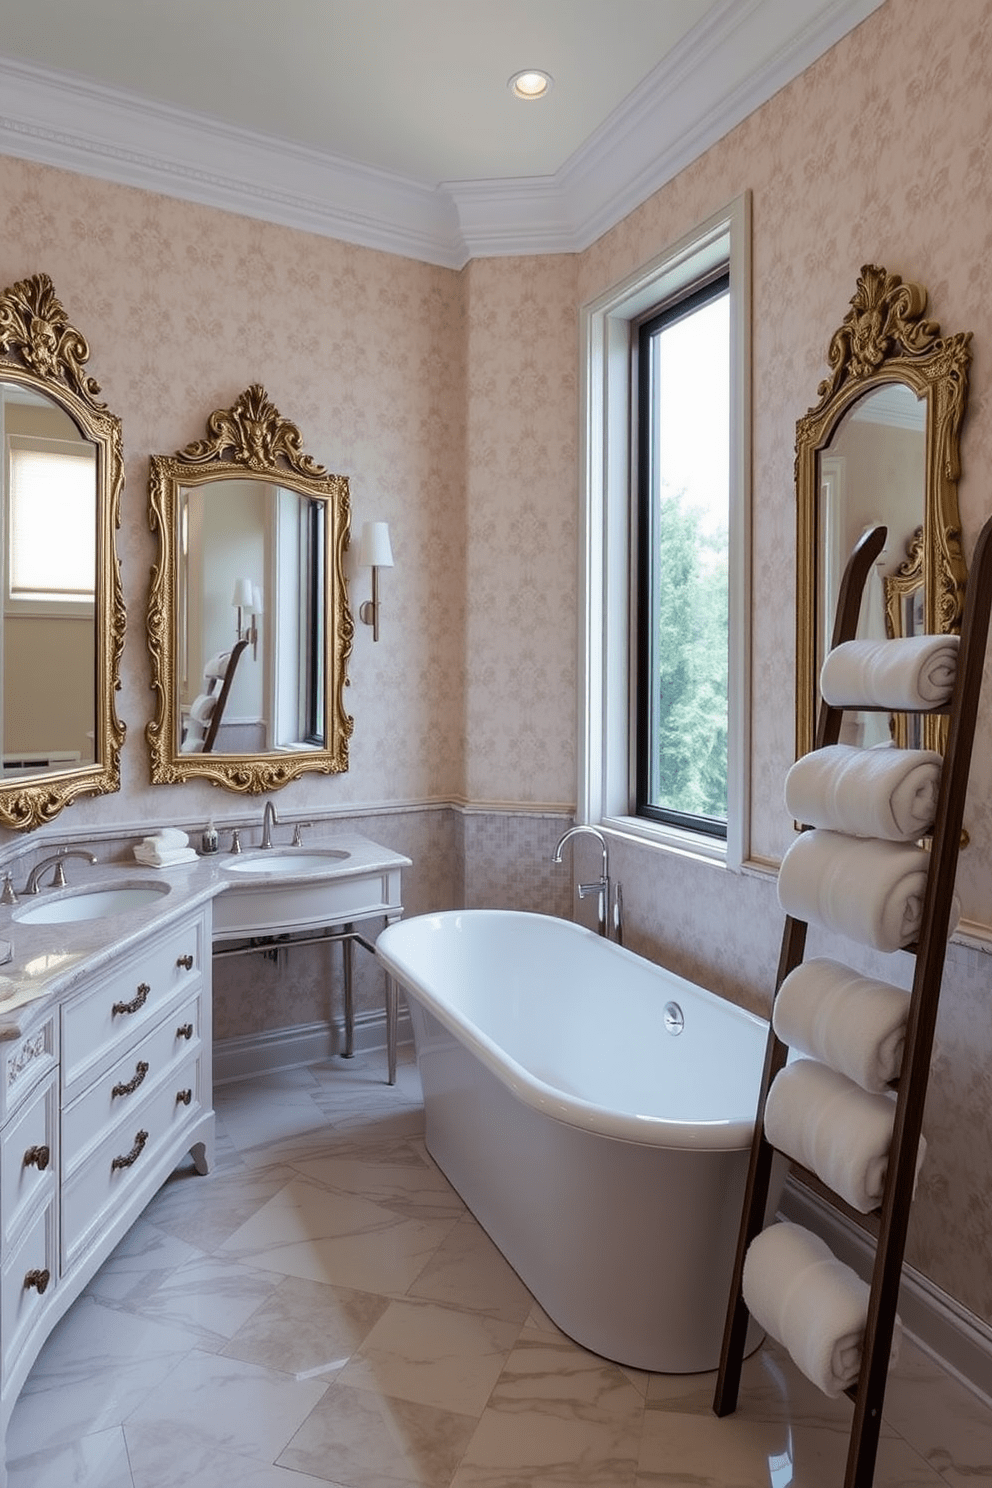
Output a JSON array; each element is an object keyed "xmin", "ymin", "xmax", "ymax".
[{"xmin": 0, "ymin": 0, "xmax": 885, "ymax": 268}]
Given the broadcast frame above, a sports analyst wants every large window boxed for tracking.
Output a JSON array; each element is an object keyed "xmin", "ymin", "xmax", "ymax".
[
  {"xmin": 636, "ymin": 274, "xmax": 730, "ymax": 836},
  {"xmin": 579, "ymin": 194, "xmax": 750, "ymax": 866}
]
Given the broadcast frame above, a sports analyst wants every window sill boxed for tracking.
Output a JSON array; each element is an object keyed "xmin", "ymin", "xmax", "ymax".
[{"xmin": 599, "ymin": 813, "xmax": 729, "ymax": 867}]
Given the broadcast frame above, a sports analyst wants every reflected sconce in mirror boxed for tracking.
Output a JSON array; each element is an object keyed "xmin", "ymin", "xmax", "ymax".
[
  {"xmin": 357, "ymin": 521, "xmax": 394, "ymax": 642},
  {"xmin": 231, "ymin": 577, "xmax": 260, "ymax": 658}
]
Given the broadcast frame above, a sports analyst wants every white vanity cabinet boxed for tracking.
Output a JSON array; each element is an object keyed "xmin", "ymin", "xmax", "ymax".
[{"xmin": 0, "ymin": 900, "xmax": 213, "ymax": 1485}]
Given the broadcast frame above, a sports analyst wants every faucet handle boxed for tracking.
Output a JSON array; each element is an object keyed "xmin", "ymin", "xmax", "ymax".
[
  {"xmin": 0, "ymin": 874, "xmax": 17, "ymax": 906},
  {"xmin": 229, "ymin": 828, "xmax": 242, "ymax": 854},
  {"xmin": 50, "ymin": 858, "xmax": 68, "ymax": 889},
  {"xmin": 292, "ymin": 822, "xmax": 312, "ymax": 847}
]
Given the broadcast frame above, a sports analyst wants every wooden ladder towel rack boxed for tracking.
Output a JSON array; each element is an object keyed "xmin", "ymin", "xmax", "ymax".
[{"xmin": 714, "ymin": 513, "xmax": 992, "ymax": 1488}]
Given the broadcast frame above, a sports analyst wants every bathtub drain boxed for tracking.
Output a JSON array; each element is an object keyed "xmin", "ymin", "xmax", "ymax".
[{"xmin": 663, "ymin": 1001, "xmax": 684, "ymax": 1035}]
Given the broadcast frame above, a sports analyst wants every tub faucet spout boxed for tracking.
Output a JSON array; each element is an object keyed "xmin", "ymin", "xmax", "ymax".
[{"xmin": 552, "ymin": 825, "xmax": 613, "ymax": 939}]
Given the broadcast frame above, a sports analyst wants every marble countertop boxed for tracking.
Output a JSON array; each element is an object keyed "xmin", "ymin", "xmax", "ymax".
[{"xmin": 0, "ymin": 830, "xmax": 412, "ymax": 1039}]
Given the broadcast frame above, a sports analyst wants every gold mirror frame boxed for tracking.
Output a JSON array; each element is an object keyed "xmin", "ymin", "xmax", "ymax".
[
  {"xmin": 146, "ymin": 385, "xmax": 353, "ymax": 794},
  {"xmin": 0, "ymin": 273, "xmax": 125, "ymax": 830},
  {"xmin": 796, "ymin": 265, "xmax": 972, "ymax": 758}
]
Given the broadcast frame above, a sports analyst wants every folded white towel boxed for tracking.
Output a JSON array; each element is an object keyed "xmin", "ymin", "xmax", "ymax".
[
  {"xmin": 142, "ymin": 828, "xmax": 189, "ymax": 850},
  {"xmin": 773, "ymin": 958, "xmax": 910, "ymax": 1092},
  {"xmin": 189, "ymin": 693, "xmax": 217, "ymax": 725},
  {"xmin": 764, "ymin": 1057, "xmax": 925, "ymax": 1212},
  {"xmin": 777, "ymin": 829, "xmax": 947, "ymax": 952},
  {"xmin": 742, "ymin": 1222, "xmax": 900, "ymax": 1396},
  {"xmin": 134, "ymin": 844, "xmax": 198, "ymax": 867},
  {"xmin": 785, "ymin": 744, "xmax": 942, "ymax": 842},
  {"xmin": 821, "ymin": 634, "xmax": 959, "ymax": 711},
  {"xmin": 203, "ymin": 650, "xmax": 232, "ymax": 680},
  {"xmin": 180, "ymin": 737, "xmax": 204, "ymax": 754}
]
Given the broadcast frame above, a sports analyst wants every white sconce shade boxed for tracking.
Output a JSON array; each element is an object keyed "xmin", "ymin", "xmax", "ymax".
[
  {"xmin": 357, "ymin": 521, "xmax": 394, "ymax": 641},
  {"xmin": 251, "ymin": 584, "xmax": 264, "ymax": 615},
  {"xmin": 358, "ymin": 521, "xmax": 394, "ymax": 569},
  {"xmin": 231, "ymin": 576, "xmax": 254, "ymax": 610}
]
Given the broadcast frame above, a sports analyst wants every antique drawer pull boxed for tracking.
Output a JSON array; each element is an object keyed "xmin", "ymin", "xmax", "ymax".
[
  {"xmin": 23, "ymin": 1267, "xmax": 50, "ymax": 1295},
  {"xmin": 111, "ymin": 1129, "xmax": 149, "ymax": 1171},
  {"xmin": 23, "ymin": 1144, "xmax": 50, "ymax": 1171},
  {"xmin": 112, "ymin": 1061, "xmax": 149, "ymax": 1099},
  {"xmin": 112, "ymin": 983, "xmax": 150, "ymax": 1016},
  {"xmin": 176, "ymin": 954, "xmax": 194, "ymax": 970},
  {"xmin": 176, "ymin": 1022, "xmax": 194, "ymax": 1040},
  {"xmin": 176, "ymin": 1088, "xmax": 193, "ymax": 1106}
]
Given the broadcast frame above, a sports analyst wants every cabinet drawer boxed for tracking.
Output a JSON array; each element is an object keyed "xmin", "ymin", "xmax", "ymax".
[
  {"xmin": 2, "ymin": 1195, "xmax": 56, "ymax": 1380},
  {"xmin": 62, "ymin": 993, "xmax": 201, "ymax": 1175},
  {"xmin": 2, "ymin": 1070, "xmax": 57, "ymax": 1243},
  {"xmin": 0, "ymin": 1013, "xmax": 57, "ymax": 1126},
  {"xmin": 62, "ymin": 915, "xmax": 204, "ymax": 1099},
  {"xmin": 62, "ymin": 1050, "xmax": 201, "ymax": 1269}
]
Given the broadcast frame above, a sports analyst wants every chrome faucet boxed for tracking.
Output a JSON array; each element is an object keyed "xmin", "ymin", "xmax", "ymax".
[
  {"xmin": 260, "ymin": 800, "xmax": 279, "ymax": 849},
  {"xmin": 23, "ymin": 847, "xmax": 98, "ymax": 895},
  {"xmin": 552, "ymin": 825, "xmax": 614, "ymax": 939}
]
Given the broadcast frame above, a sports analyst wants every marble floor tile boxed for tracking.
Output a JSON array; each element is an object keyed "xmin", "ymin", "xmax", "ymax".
[
  {"xmin": 449, "ymin": 1329, "xmax": 645, "ymax": 1487},
  {"xmin": 277, "ymin": 1379, "xmax": 479, "ymax": 1488},
  {"xmin": 131, "ymin": 1450, "xmax": 339, "ymax": 1488},
  {"xmin": 879, "ymin": 1338, "xmax": 992, "ymax": 1486},
  {"xmin": 635, "ymin": 1404, "xmax": 947, "ymax": 1487},
  {"xmin": 339, "ymin": 1298, "xmax": 521, "ymax": 1415},
  {"xmin": 292, "ymin": 1140, "xmax": 466, "ymax": 1222},
  {"xmin": 141, "ymin": 1157, "xmax": 299, "ymax": 1251},
  {"xmin": 7, "ymin": 1426, "xmax": 134, "ymax": 1488},
  {"xmin": 218, "ymin": 1174, "xmax": 457, "ymax": 1294},
  {"xmin": 222, "ymin": 1272, "xmax": 390, "ymax": 1377},
  {"xmin": 407, "ymin": 1215, "xmax": 535, "ymax": 1323},
  {"xmin": 95, "ymin": 1252, "xmax": 286, "ymax": 1349},
  {"xmin": 124, "ymin": 1347, "xmax": 329, "ymax": 1470}
]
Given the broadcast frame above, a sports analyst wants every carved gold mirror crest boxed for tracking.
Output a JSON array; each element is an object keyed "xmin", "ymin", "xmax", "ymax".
[
  {"xmin": 0, "ymin": 272, "xmax": 126, "ymax": 830},
  {"xmin": 796, "ymin": 265, "xmax": 971, "ymax": 758},
  {"xmin": 147, "ymin": 385, "xmax": 353, "ymax": 794}
]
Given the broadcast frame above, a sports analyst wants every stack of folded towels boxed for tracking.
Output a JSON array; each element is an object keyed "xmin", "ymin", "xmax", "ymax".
[
  {"xmin": 134, "ymin": 828, "xmax": 198, "ymax": 867},
  {"xmin": 741, "ymin": 633, "xmax": 956, "ymax": 1396}
]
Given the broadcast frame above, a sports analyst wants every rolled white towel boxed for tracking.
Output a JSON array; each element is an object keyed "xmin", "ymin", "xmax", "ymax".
[
  {"xmin": 203, "ymin": 650, "xmax": 232, "ymax": 679},
  {"xmin": 142, "ymin": 827, "xmax": 189, "ymax": 850},
  {"xmin": 134, "ymin": 844, "xmax": 198, "ymax": 867},
  {"xmin": 742, "ymin": 1222, "xmax": 900, "ymax": 1396},
  {"xmin": 821, "ymin": 634, "xmax": 959, "ymax": 711},
  {"xmin": 785, "ymin": 744, "xmax": 942, "ymax": 842},
  {"xmin": 189, "ymin": 693, "xmax": 217, "ymax": 725},
  {"xmin": 180, "ymin": 737, "xmax": 204, "ymax": 754},
  {"xmin": 773, "ymin": 958, "xmax": 910, "ymax": 1092},
  {"xmin": 763, "ymin": 1057, "xmax": 925, "ymax": 1212},
  {"xmin": 777, "ymin": 829, "xmax": 948, "ymax": 952}
]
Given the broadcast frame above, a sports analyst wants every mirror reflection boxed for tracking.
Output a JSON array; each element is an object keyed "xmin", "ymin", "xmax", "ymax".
[
  {"xmin": 817, "ymin": 383, "xmax": 925, "ymax": 748},
  {"xmin": 795, "ymin": 265, "xmax": 972, "ymax": 759},
  {"xmin": 1, "ymin": 379, "xmax": 97, "ymax": 776},
  {"xmin": 147, "ymin": 384, "xmax": 353, "ymax": 795},
  {"xmin": 0, "ymin": 271, "xmax": 125, "ymax": 830},
  {"xmin": 178, "ymin": 480, "xmax": 325, "ymax": 755}
]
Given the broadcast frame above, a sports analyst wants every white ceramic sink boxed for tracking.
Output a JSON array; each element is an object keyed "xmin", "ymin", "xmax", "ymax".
[
  {"xmin": 14, "ymin": 882, "xmax": 171, "ymax": 924},
  {"xmin": 222, "ymin": 849, "xmax": 351, "ymax": 876}
]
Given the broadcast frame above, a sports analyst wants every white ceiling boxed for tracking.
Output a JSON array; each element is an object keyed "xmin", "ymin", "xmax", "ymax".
[{"xmin": 0, "ymin": 0, "xmax": 886, "ymax": 266}]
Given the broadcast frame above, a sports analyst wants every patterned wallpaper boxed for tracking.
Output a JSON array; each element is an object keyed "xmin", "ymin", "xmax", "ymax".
[{"xmin": 2, "ymin": 0, "xmax": 992, "ymax": 1323}]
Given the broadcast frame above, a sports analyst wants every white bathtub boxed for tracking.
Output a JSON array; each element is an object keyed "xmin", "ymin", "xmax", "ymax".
[{"xmin": 376, "ymin": 909, "xmax": 771, "ymax": 1373}]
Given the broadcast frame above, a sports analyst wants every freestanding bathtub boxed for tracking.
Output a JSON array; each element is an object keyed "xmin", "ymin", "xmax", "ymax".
[{"xmin": 376, "ymin": 909, "xmax": 772, "ymax": 1373}]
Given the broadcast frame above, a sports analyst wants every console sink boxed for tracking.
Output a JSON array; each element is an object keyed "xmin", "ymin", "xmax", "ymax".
[
  {"xmin": 14, "ymin": 882, "xmax": 171, "ymax": 924},
  {"xmin": 222, "ymin": 849, "xmax": 351, "ymax": 876}
]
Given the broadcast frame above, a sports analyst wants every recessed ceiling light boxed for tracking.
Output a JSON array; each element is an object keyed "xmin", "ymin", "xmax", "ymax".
[{"xmin": 509, "ymin": 69, "xmax": 553, "ymax": 101}]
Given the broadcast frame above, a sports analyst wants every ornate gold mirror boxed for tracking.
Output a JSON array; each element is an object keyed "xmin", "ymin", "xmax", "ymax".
[
  {"xmin": 796, "ymin": 265, "xmax": 971, "ymax": 757},
  {"xmin": 147, "ymin": 386, "xmax": 353, "ymax": 793},
  {"xmin": 0, "ymin": 273, "xmax": 125, "ymax": 830}
]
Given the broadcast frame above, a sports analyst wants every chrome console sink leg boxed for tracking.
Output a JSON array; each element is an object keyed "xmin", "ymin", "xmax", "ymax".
[{"xmin": 342, "ymin": 924, "xmax": 355, "ymax": 1058}]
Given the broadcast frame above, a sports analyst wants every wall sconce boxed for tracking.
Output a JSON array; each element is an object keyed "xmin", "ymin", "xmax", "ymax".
[
  {"xmin": 231, "ymin": 577, "xmax": 259, "ymax": 657},
  {"xmin": 357, "ymin": 521, "xmax": 394, "ymax": 642}
]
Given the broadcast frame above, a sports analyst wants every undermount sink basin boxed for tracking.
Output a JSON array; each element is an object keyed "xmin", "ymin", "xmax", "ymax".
[
  {"xmin": 14, "ymin": 882, "xmax": 171, "ymax": 924},
  {"xmin": 222, "ymin": 849, "xmax": 351, "ymax": 876}
]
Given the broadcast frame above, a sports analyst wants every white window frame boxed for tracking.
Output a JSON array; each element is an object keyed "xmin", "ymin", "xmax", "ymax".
[
  {"xmin": 578, "ymin": 192, "xmax": 752, "ymax": 867},
  {"xmin": 5, "ymin": 434, "xmax": 97, "ymax": 617}
]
